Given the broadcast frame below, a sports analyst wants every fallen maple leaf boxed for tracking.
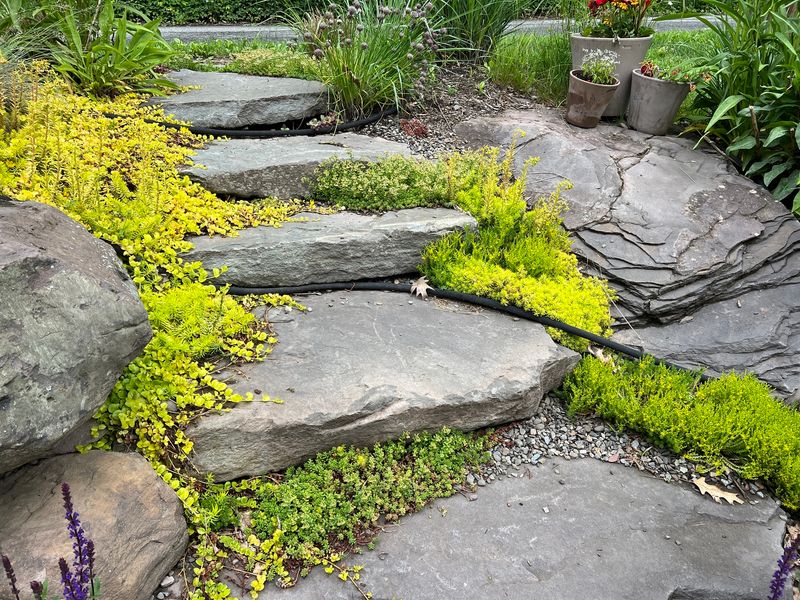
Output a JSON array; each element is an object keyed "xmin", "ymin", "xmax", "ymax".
[
  {"xmin": 693, "ymin": 476, "xmax": 744, "ymax": 505},
  {"xmin": 411, "ymin": 276, "xmax": 432, "ymax": 299}
]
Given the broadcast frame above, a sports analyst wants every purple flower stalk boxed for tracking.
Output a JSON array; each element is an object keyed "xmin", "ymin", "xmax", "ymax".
[
  {"xmin": 61, "ymin": 482, "xmax": 92, "ymax": 600},
  {"xmin": 2, "ymin": 555, "xmax": 21, "ymax": 600},
  {"xmin": 30, "ymin": 581, "xmax": 44, "ymax": 600},
  {"xmin": 768, "ymin": 533, "xmax": 800, "ymax": 600}
]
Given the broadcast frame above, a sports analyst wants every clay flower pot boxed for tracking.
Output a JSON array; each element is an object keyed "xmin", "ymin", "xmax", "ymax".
[
  {"xmin": 570, "ymin": 34, "xmax": 652, "ymax": 117},
  {"xmin": 626, "ymin": 68, "xmax": 691, "ymax": 135},
  {"xmin": 565, "ymin": 69, "xmax": 620, "ymax": 129}
]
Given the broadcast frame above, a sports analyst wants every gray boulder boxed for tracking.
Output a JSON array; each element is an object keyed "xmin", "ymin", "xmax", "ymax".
[
  {"xmin": 184, "ymin": 208, "xmax": 476, "ymax": 287},
  {"xmin": 272, "ymin": 458, "xmax": 786, "ymax": 600},
  {"xmin": 455, "ymin": 110, "xmax": 800, "ymax": 399},
  {"xmin": 188, "ymin": 291, "xmax": 578, "ymax": 480},
  {"xmin": 151, "ymin": 70, "xmax": 328, "ymax": 128},
  {"xmin": 0, "ymin": 198, "xmax": 152, "ymax": 474},
  {"xmin": 0, "ymin": 451, "xmax": 188, "ymax": 600},
  {"xmin": 181, "ymin": 133, "xmax": 411, "ymax": 200}
]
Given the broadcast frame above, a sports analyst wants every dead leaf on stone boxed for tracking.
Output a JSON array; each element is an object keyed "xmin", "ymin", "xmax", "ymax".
[
  {"xmin": 693, "ymin": 476, "xmax": 744, "ymax": 505},
  {"xmin": 411, "ymin": 276, "xmax": 432, "ymax": 299}
]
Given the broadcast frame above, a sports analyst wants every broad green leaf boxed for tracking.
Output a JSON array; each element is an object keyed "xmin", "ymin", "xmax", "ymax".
[
  {"xmin": 772, "ymin": 170, "xmax": 800, "ymax": 201},
  {"xmin": 763, "ymin": 126, "xmax": 789, "ymax": 148},
  {"xmin": 727, "ymin": 136, "xmax": 757, "ymax": 153},
  {"xmin": 706, "ymin": 95, "xmax": 746, "ymax": 131},
  {"xmin": 763, "ymin": 162, "xmax": 793, "ymax": 187}
]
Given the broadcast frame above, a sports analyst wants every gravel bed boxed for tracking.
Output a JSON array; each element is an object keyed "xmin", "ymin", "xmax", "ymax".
[
  {"xmin": 362, "ymin": 62, "xmax": 537, "ymax": 159},
  {"xmin": 474, "ymin": 394, "xmax": 773, "ymax": 507}
]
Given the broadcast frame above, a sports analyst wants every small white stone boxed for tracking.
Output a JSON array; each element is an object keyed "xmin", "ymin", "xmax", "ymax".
[{"xmin": 160, "ymin": 575, "xmax": 175, "ymax": 588}]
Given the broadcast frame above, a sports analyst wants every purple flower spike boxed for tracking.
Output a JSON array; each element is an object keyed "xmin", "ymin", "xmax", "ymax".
[
  {"xmin": 30, "ymin": 581, "xmax": 44, "ymax": 600},
  {"xmin": 61, "ymin": 482, "xmax": 90, "ymax": 600},
  {"xmin": 2, "ymin": 555, "xmax": 21, "ymax": 600},
  {"xmin": 768, "ymin": 533, "xmax": 800, "ymax": 600}
]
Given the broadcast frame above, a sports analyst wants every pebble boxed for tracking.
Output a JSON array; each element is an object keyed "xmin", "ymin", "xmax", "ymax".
[
  {"xmin": 160, "ymin": 575, "xmax": 174, "ymax": 588},
  {"xmin": 470, "ymin": 395, "xmax": 771, "ymax": 506}
]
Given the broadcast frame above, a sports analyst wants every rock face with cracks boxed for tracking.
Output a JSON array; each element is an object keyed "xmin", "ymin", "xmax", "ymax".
[
  {"xmin": 150, "ymin": 70, "xmax": 328, "ymax": 129},
  {"xmin": 188, "ymin": 291, "xmax": 579, "ymax": 480},
  {"xmin": 180, "ymin": 133, "xmax": 412, "ymax": 200},
  {"xmin": 0, "ymin": 451, "xmax": 188, "ymax": 600},
  {"xmin": 0, "ymin": 197, "xmax": 152, "ymax": 474},
  {"xmin": 272, "ymin": 458, "xmax": 787, "ymax": 600},
  {"xmin": 183, "ymin": 208, "xmax": 477, "ymax": 287},
  {"xmin": 455, "ymin": 109, "xmax": 800, "ymax": 399}
]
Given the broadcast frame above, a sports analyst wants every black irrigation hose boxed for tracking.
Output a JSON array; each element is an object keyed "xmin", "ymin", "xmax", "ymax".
[
  {"xmin": 102, "ymin": 107, "xmax": 398, "ymax": 138},
  {"xmin": 225, "ymin": 280, "xmax": 712, "ymax": 382}
]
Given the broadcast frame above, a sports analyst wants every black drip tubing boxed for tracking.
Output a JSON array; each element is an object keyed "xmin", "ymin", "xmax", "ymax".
[
  {"xmin": 102, "ymin": 107, "xmax": 397, "ymax": 138},
  {"xmin": 225, "ymin": 280, "xmax": 711, "ymax": 381}
]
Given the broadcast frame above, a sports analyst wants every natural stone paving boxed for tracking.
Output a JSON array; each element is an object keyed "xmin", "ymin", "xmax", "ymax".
[
  {"xmin": 151, "ymin": 70, "xmax": 328, "ymax": 129},
  {"xmin": 0, "ymin": 197, "xmax": 152, "ymax": 474},
  {"xmin": 271, "ymin": 457, "xmax": 785, "ymax": 600},
  {"xmin": 182, "ymin": 133, "xmax": 411, "ymax": 200},
  {"xmin": 0, "ymin": 451, "xmax": 188, "ymax": 600},
  {"xmin": 184, "ymin": 209, "xmax": 476, "ymax": 287},
  {"xmin": 455, "ymin": 109, "xmax": 800, "ymax": 399},
  {"xmin": 188, "ymin": 291, "xmax": 578, "ymax": 480}
]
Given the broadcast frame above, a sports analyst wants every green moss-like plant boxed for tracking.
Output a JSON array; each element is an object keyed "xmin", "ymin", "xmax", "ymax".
[
  {"xmin": 225, "ymin": 47, "xmax": 320, "ymax": 79},
  {"xmin": 564, "ymin": 355, "xmax": 800, "ymax": 509}
]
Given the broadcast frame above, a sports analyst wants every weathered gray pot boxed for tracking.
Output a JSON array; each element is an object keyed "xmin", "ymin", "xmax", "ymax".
[
  {"xmin": 626, "ymin": 68, "xmax": 691, "ymax": 135},
  {"xmin": 565, "ymin": 69, "xmax": 620, "ymax": 128},
  {"xmin": 571, "ymin": 34, "xmax": 652, "ymax": 117}
]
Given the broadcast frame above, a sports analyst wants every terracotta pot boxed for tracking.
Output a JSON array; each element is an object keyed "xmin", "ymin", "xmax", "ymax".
[
  {"xmin": 570, "ymin": 34, "xmax": 652, "ymax": 117},
  {"xmin": 565, "ymin": 69, "xmax": 620, "ymax": 128},
  {"xmin": 626, "ymin": 68, "xmax": 691, "ymax": 135}
]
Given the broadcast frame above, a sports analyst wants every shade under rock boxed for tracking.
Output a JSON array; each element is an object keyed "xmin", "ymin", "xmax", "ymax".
[
  {"xmin": 0, "ymin": 197, "xmax": 152, "ymax": 475},
  {"xmin": 187, "ymin": 291, "xmax": 578, "ymax": 480},
  {"xmin": 180, "ymin": 133, "xmax": 411, "ymax": 200},
  {"xmin": 184, "ymin": 208, "xmax": 476, "ymax": 287},
  {"xmin": 150, "ymin": 70, "xmax": 328, "ymax": 129},
  {"xmin": 270, "ymin": 458, "xmax": 786, "ymax": 600},
  {"xmin": 0, "ymin": 451, "xmax": 188, "ymax": 600}
]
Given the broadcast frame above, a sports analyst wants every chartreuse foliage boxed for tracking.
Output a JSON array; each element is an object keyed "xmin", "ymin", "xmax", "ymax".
[
  {"xmin": 313, "ymin": 145, "xmax": 613, "ymax": 350},
  {"xmin": 564, "ymin": 356, "xmax": 800, "ymax": 509},
  {"xmin": 0, "ymin": 74, "xmax": 493, "ymax": 598}
]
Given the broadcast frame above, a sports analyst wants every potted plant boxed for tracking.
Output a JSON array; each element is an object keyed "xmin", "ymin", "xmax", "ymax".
[
  {"xmin": 571, "ymin": 0, "xmax": 655, "ymax": 117},
  {"xmin": 566, "ymin": 49, "xmax": 620, "ymax": 128},
  {"xmin": 626, "ymin": 60, "xmax": 694, "ymax": 135}
]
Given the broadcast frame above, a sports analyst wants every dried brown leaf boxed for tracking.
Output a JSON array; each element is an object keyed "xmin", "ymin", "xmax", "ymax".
[{"xmin": 693, "ymin": 476, "xmax": 744, "ymax": 505}]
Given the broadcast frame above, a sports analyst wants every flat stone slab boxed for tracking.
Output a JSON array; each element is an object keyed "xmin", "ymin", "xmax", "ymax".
[
  {"xmin": 151, "ymin": 70, "xmax": 328, "ymax": 129},
  {"xmin": 184, "ymin": 208, "xmax": 476, "ymax": 287},
  {"xmin": 455, "ymin": 109, "xmax": 800, "ymax": 399},
  {"xmin": 181, "ymin": 133, "xmax": 412, "ymax": 200},
  {"xmin": 0, "ymin": 451, "xmax": 188, "ymax": 600},
  {"xmin": 271, "ymin": 458, "xmax": 786, "ymax": 600},
  {"xmin": 187, "ymin": 291, "xmax": 579, "ymax": 481}
]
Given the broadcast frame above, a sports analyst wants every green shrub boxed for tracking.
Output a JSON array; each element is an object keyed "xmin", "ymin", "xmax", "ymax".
[
  {"xmin": 436, "ymin": 0, "xmax": 519, "ymax": 54},
  {"xmin": 564, "ymin": 355, "xmax": 800, "ymax": 509},
  {"xmin": 312, "ymin": 154, "xmax": 453, "ymax": 210},
  {"xmin": 488, "ymin": 32, "xmax": 571, "ymax": 104},
  {"xmin": 290, "ymin": 0, "xmax": 441, "ymax": 117},
  {"xmin": 126, "ymin": 0, "xmax": 328, "ymax": 24},
  {"xmin": 249, "ymin": 429, "xmax": 489, "ymax": 561},
  {"xmin": 682, "ymin": 0, "xmax": 800, "ymax": 215}
]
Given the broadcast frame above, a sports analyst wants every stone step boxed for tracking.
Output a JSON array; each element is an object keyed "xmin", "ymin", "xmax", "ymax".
[
  {"xmin": 184, "ymin": 208, "xmax": 475, "ymax": 288},
  {"xmin": 150, "ymin": 70, "xmax": 329, "ymax": 129},
  {"xmin": 187, "ymin": 291, "xmax": 579, "ymax": 481},
  {"xmin": 181, "ymin": 133, "xmax": 412, "ymax": 200},
  {"xmin": 0, "ymin": 451, "xmax": 188, "ymax": 600},
  {"xmin": 455, "ymin": 109, "xmax": 800, "ymax": 401},
  {"xmin": 264, "ymin": 458, "xmax": 784, "ymax": 600}
]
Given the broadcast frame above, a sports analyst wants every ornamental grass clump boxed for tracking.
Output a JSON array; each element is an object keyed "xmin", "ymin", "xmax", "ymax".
[
  {"xmin": 565, "ymin": 355, "xmax": 800, "ymax": 509},
  {"xmin": 292, "ymin": 0, "xmax": 444, "ymax": 117}
]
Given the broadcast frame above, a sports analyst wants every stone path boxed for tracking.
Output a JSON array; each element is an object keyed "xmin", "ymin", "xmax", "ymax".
[
  {"xmin": 182, "ymin": 133, "xmax": 411, "ymax": 200},
  {"xmin": 188, "ymin": 291, "xmax": 578, "ymax": 480},
  {"xmin": 150, "ymin": 70, "xmax": 328, "ymax": 129},
  {"xmin": 184, "ymin": 209, "xmax": 475, "ymax": 287},
  {"xmin": 455, "ymin": 109, "xmax": 800, "ymax": 400},
  {"xmin": 266, "ymin": 458, "xmax": 785, "ymax": 600}
]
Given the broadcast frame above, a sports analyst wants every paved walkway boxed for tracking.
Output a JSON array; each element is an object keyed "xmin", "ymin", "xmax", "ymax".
[{"xmin": 161, "ymin": 17, "xmax": 714, "ymax": 43}]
